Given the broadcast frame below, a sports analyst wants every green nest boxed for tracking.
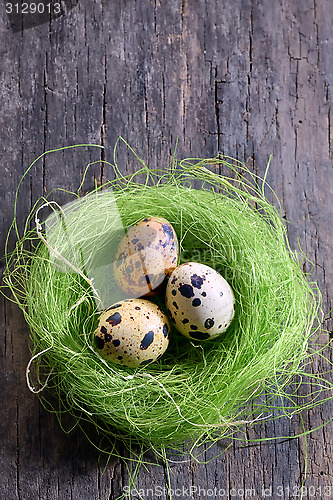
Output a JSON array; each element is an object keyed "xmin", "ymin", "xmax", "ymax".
[{"xmin": 3, "ymin": 149, "xmax": 326, "ymax": 459}]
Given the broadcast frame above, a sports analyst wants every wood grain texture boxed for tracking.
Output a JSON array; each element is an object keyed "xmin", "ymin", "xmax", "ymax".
[{"xmin": 0, "ymin": 1, "xmax": 332, "ymax": 499}]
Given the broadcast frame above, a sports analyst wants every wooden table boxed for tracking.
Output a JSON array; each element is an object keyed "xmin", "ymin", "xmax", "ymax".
[{"xmin": 1, "ymin": 1, "xmax": 332, "ymax": 499}]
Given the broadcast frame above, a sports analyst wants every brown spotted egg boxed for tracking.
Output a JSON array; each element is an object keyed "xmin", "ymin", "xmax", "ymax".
[
  {"xmin": 94, "ymin": 298, "xmax": 170, "ymax": 368},
  {"xmin": 166, "ymin": 262, "xmax": 235, "ymax": 341},
  {"xmin": 113, "ymin": 217, "xmax": 178, "ymax": 298}
]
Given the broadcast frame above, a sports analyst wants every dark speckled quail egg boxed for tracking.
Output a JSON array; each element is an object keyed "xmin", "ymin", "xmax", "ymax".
[
  {"xmin": 166, "ymin": 262, "xmax": 235, "ymax": 341},
  {"xmin": 113, "ymin": 217, "xmax": 178, "ymax": 298},
  {"xmin": 94, "ymin": 298, "xmax": 170, "ymax": 368}
]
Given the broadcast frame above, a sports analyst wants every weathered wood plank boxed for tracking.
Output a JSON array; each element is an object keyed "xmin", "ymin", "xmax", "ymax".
[{"xmin": 1, "ymin": 1, "xmax": 332, "ymax": 499}]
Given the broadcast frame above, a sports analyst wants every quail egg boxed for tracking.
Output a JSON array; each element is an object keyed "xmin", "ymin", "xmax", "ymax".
[
  {"xmin": 165, "ymin": 262, "xmax": 235, "ymax": 341},
  {"xmin": 94, "ymin": 298, "xmax": 170, "ymax": 367},
  {"xmin": 113, "ymin": 217, "xmax": 178, "ymax": 298}
]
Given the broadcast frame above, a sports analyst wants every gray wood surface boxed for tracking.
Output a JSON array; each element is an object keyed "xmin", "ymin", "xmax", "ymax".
[{"xmin": 1, "ymin": 1, "xmax": 333, "ymax": 499}]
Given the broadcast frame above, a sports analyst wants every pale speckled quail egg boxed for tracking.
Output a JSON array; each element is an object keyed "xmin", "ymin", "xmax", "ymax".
[
  {"xmin": 113, "ymin": 217, "xmax": 179, "ymax": 298},
  {"xmin": 165, "ymin": 262, "xmax": 235, "ymax": 341},
  {"xmin": 94, "ymin": 298, "xmax": 170, "ymax": 367}
]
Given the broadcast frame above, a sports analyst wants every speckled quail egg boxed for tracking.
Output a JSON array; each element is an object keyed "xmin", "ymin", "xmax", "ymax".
[
  {"xmin": 165, "ymin": 262, "xmax": 235, "ymax": 341},
  {"xmin": 113, "ymin": 217, "xmax": 179, "ymax": 298},
  {"xmin": 94, "ymin": 298, "xmax": 170, "ymax": 367}
]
